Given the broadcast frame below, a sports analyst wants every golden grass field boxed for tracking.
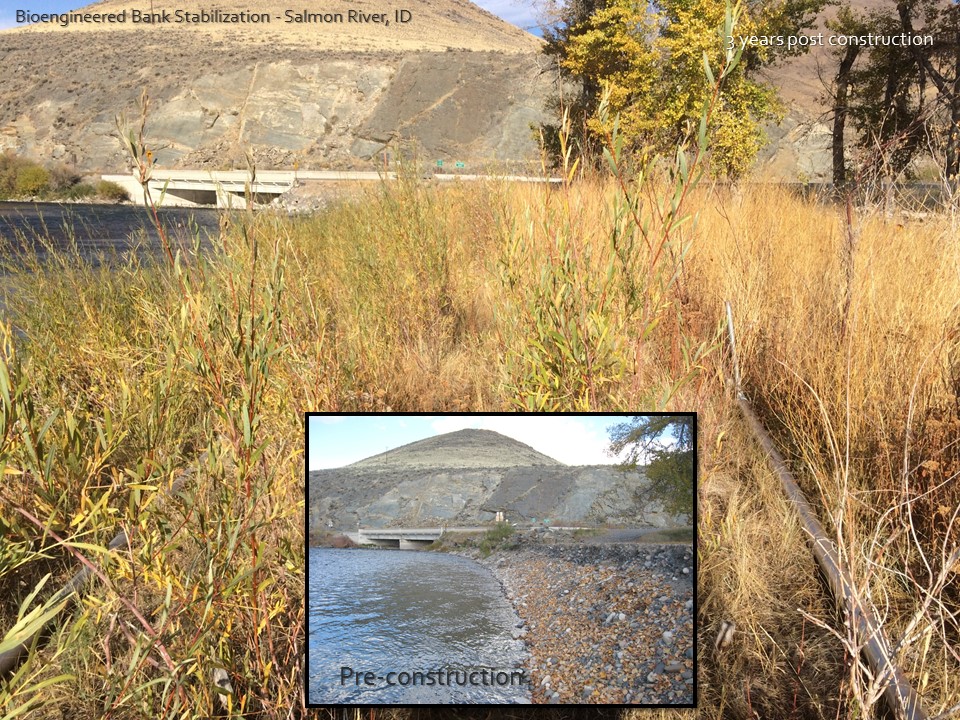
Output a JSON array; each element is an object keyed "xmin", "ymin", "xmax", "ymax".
[{"xmin": 0, "ymin": 167, "xmax": 958, "ymax": 718}]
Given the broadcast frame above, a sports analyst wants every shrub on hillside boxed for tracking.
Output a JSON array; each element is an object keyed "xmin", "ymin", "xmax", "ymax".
[
  {"xmin": 486, "ymin": 522, "xmax": 514, "ymax": 542},
  {"xmin": 65, "ymin": 182, "xmax": 97, "ymax": 200},
  {"xmin": 329, "ymin": 534, "xmax": 357, "ymax": 549},
  {"xmin": 479, "ymin": 522, "xmax": 516, "ymax": 556},
  {"xmin": 14, "ymin": 165, "xmax": 50, "ymax": 197},
  {"xmin": 96, "ymin": 179, "xmax": 129, "ymax": 202},
  {"xmin": 47, "ymin": 163, "xmax": 82, "ymax": 193},
  {"xmin": 0, "ymin": 153, "xmax": 117, "ymax": 201},
  {"xmin": 0, "ymin": 151, "xmax": 36, "ymax": 198}
]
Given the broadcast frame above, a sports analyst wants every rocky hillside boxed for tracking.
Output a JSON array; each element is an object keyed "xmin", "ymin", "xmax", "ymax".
[
  {"xmin": 8, "ymin": 0, "xmax": 541, "ymax": 52},
  {"xmin": 0, "ymin": 0, "xmax": 551, "ymax": 172},
  {"xmin": 351, "ymin": 428, "xmax": 563, "ymax": 469},
  {"xmin": 0, "ymin": 0, "xmax": 908, "ymax": 180},
  {"xmin": 308, "ymin": 429, "xmax": 685, "ymax": 531}
]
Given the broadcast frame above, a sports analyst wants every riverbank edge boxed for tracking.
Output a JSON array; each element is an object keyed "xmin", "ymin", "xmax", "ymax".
[{"xmin": 448, "ymin": 542, "xmax": 695, "ymax": 706}]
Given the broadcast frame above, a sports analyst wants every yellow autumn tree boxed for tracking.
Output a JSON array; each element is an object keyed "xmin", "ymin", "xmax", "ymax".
[
  {"xmin": 561, "ymin": 1, "xmax": 660, "ymax": 142},
  {"xmin": 560, "ymin": 0, "xmax": 788, "ymax": 177}
]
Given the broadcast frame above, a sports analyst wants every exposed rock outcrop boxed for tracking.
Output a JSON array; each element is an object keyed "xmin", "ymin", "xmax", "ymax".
[
  {"xmin": 2, "ymin": 0, "xmax": 900, "ymax": 180},
  {"xmin": 0, "ymin": 0, "xmax": 553, "ymax": 172},
  {"xmin": 308, "ymin": 429, "xmax": 684, "ymax": 531}
]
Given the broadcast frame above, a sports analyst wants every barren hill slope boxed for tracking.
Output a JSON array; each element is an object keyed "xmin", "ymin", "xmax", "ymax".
[
  {"xmin": 352, "ymin": 428, "xmax": 563, "ymax": 469},
  {"xmin": 0, "ymin": 1, "xmax": 551, "ymax": 171},
  {"xmin": 763, "ymin": 0, "xmax": 888, "ymax": 107},
  {"xmin": 3, "ymin": 0, "xmax": 908, "ymax": 179},
  {"xmin": 10, "ymin": 0, "xmax": 541, "ymax": 53},
  {"xmin": 308, "ymin": 429, "xmax": 685, "ymax": 531}
]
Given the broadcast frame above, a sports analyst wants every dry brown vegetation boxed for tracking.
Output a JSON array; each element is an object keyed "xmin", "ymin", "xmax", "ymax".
[{"xmin": 0, "ymin": 159, "xmax": 958, "ymax": 718}]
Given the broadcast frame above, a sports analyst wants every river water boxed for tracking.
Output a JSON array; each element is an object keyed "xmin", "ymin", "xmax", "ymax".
[
  {"xmin": 308, "ymin": 548, "xmax": 530, "ymax": 704},
  {"xmin": 0, "ymin": 202, "xmax": 221, "ymax": 267}
]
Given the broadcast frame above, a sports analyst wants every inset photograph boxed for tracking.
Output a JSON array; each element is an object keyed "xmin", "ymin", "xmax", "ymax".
[{"xmin": 306, "ymin": 413, "xmax": 696, "ymax": 705}]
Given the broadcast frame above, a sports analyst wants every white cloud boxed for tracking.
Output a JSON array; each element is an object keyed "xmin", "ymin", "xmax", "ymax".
[
  {"xmin": 474, "ymin": 0, "xmax": 542, "ymax": 31},
  {"xmin": 429, "ymin": 416, "xmax": 617, "ymax": 466}
]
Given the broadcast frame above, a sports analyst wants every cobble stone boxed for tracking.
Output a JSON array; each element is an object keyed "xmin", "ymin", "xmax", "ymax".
[{"xmin": 481, "ymin": 543, "xmax": 694, "ymax": 704}]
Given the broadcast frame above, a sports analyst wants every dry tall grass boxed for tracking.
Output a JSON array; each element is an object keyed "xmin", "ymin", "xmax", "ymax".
[
  {"xmin": 688, "ymin": 185, "xmax": 960, "ymax": 718},
  {"xmin": 0, "ymin": 171, "xmax": 957, "ymax": 719}
]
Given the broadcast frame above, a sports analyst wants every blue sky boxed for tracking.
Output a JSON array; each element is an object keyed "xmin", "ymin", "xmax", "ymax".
[
  {"xmin": 0, "ymin": 1, "xmax": 543, "ymax": 32},
  {"xmin": 308, "ymin": 415, "xmax": 642, "ymax": 470},
  {"xmin": 478, "ymin": 0, "xmax": 542, "ymax": 33}
]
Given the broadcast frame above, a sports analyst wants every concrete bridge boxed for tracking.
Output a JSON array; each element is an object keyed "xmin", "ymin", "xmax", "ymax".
[
  {"xmin": 101, "ymin": 169, "xmax": 561, "ymax": 208},
  {"xmin": 101, "ymin": 169, "xmax": 397, "ymax": 209},
  {"xmin": 351, "ymin": 526, "xmax": 490, "ymax": 549}
]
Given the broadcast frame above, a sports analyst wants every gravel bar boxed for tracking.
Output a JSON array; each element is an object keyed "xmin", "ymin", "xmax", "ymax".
[{"xmin": 481, "ymin": 544, "xmax": 695, "ymax": 705}]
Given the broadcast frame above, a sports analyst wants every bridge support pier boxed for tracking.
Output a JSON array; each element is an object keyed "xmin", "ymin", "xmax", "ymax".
[
  {"xmin": 356, "ymin": 528, "xmax": 445, "ymax": 548},
  {"xmin": 399, "ymin": 538, "xmax": 435, "ymax": 550},
  {"xmin": 360, "ymin": 537, "xmax": 399, "ymax": 548}
]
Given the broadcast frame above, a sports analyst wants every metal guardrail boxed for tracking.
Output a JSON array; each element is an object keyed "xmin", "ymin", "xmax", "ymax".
[{"xmin": 725, "ymin": 300, "xmax": 927, "ymax": 720}]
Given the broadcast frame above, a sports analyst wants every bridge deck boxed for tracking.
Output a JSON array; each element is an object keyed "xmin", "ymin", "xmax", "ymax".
[{"xmin": 101, "ymin": 170, "xmax": 560, "ymax": 208}]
